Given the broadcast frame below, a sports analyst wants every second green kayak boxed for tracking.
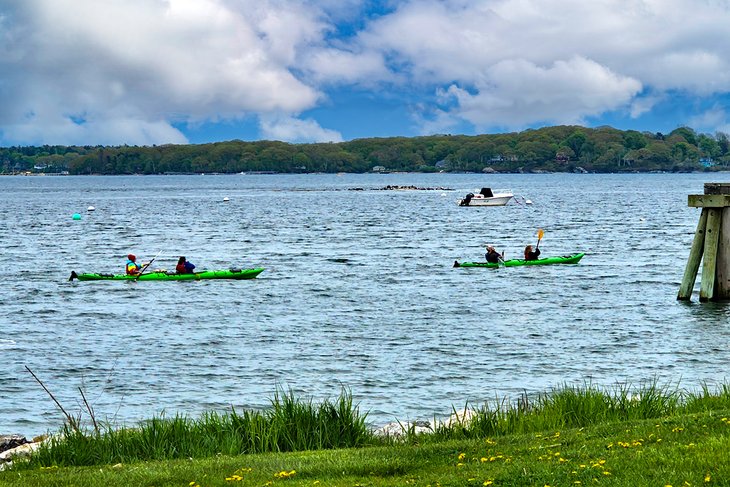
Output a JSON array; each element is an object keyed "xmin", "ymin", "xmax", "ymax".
[
  {"xmin": 69, "ymin": 268, "xmax": 264, "ymax": 281},
  {"xmin": 454, "ymin": 253, "xmax": 584, "ymax": 268}
]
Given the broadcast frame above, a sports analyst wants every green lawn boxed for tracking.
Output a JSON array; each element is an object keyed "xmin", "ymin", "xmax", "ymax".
[{"xmin": 3, "ymin": 385, "xmax": 730, "ymax": 486}]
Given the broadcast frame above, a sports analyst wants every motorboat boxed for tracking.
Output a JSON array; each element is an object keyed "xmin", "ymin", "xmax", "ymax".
[{"xmin": 458, "ymin": 187, "xmax": 514, "ymax": 206}]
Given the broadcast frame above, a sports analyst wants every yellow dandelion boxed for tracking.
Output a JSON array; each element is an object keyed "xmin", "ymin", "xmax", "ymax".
[
  {"xmin": 457, "ymin": 463, "xmax": 464, "ymax": 467},
  {"xmin": 705, "ymin": 474, "xmax": 711, "ymax": 482},
  {"xmin": 480, "ymin": 457, "xmax": 488, "ymax": 463},
  {"xmin": 458, "ymin": 452, "xmax": 467, "ymax": 460},
  {"xmin": 484, "ymin": 481, "xmax": 493, "ymax": 486}
]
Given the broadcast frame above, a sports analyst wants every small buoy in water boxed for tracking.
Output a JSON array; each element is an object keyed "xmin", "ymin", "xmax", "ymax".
[
  {"xmin": 525, "ymin": 199, "xmax": 533, "ymax": 205},
  {"xmin": 640, "ymin": 217, "xmax": 646, "ymax": 222},
  {"xmin": 441, "ymin": 193, "xmax": 447, "ymax": 197},
  {"xmin": 223, "ymin": 197, "xmax": 230, "ymax": 202},
  {"xmin": 72, "ymin": 213, "xmax": 81, "ymax": 220},
  {"xmin": 87, "ymin": 206, "xmax": 95, "ymax": 211}
]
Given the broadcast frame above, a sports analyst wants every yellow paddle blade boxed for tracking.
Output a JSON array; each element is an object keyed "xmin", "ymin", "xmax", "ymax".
[{"xmin": 537, "ymin": 228, "xmax": 544, "ymax": 239}]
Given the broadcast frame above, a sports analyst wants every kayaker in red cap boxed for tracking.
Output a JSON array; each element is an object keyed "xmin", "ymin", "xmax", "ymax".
[{"xmin": 126, "ymin": 254, "xmax": 142, "ymax": 275}]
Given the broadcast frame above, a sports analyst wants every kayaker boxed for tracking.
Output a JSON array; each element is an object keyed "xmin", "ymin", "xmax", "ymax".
[
  {"xmin": 485, "ymin": 246, "xmax": 504, "ymax": 264},
  {"xmin": 176, "ymin": 256, "xmax": 196, "ymax": 274},
  {"xmin": 126, "ymin": 254, "xmax": 142, "ymax": 275},
  {"xmin": 524, "ymin": 245, "xmax": 541, "ymax": 261}
]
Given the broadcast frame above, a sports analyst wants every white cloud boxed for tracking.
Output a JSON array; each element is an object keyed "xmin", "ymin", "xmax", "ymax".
[
  {"xmin": 1, "ymin": 110, "xmax": 188, "ymax": 147},
  {"xmin": 688, "ymin": 105, "xmax": 728, "ymax": 133},
  {"xmin": 630, "ymin": 94, "xmax": 665, "ymax": 119},
  {"xmin": 442, "ymin": 56, "xmax": 642, "ymax": 129},
  {"xmin": 259, "ymin": 115, "xmax": 343, "ymax": 143},
  {"xmin": 349, "ymin": 0, "xmax": 730, "ymax": 130},
  {"xmin": 4, "ymin": 0, "xmax": 730, "ymax": 144},
  {"xmin": 0, "ymin": 0, "xmax": 326, "ymax": 145},
  {"xmin": 300, "ymin": 48, "xmax": 390, "ymax": 85}
]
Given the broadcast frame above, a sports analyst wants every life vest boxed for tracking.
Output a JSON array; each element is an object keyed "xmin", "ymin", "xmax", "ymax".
[
  {"xmin": 126, "ymin": 260, "xmax": 141, "ymax": 275},
  {"xmin": 176, "ymin": 262, "xmax": 195, "ymax": 274}
]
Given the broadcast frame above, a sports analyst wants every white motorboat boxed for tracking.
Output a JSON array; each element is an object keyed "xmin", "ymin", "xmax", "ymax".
[{"xmin": 458, "ymin": 187, "xmax": 514, "ymax": 206}]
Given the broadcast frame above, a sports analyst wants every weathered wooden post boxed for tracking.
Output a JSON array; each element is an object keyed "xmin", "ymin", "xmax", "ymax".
[{"xmin": 678, "ymin": 183, "xmax": 730, "ymax": 302}]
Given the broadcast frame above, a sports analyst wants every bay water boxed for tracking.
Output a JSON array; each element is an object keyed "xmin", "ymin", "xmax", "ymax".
[{"xmin": 1, "ymin": 172, "xmax": 729, "ymax": 436}]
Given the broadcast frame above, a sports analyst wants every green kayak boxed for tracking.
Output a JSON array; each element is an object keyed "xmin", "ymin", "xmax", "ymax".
[
  {"xmin": 69, "ymin": 268, "xmax": 264, "ymax": 281},
  {"xmin": 454, "ymin": 253, "xmax": 584, "ymax": 268}
]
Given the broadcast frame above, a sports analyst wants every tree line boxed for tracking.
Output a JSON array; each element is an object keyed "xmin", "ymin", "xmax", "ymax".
[{"xmin": 2, "ymin": 125, "xmax": 729, "ymax": 175}]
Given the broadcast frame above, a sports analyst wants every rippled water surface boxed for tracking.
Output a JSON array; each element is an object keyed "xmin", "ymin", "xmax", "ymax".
[{"xmin": 2, "ymin": 173, "xmax": 730, "ymax": 435}]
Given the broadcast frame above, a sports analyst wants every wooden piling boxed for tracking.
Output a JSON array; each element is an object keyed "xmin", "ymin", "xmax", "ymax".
[
  {"xmin": 677, "ymin": 209, "xmax": 707, "ymax": 300},
  {"xmin": 680, "ymin": 183, "xmax": 730, "ymax": 302},
  {"xmin": 699, "ymin": 209, "xmax": 722, "ymax": 302}
]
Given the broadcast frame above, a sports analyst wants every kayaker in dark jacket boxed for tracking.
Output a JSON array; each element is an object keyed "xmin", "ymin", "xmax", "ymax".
[
  {"xmin": 176, "ymin": 256, "xmax": 196, "ymax": 274},
  {"xmin": 524, "ymin": 245, "xmax": 541, "ymax": 261},
  {"xmin": 485, "ymin": 246, "xmax": 504, "ymax": 264}
]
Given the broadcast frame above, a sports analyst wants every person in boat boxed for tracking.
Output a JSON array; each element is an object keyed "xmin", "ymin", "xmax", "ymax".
[
  {"xmin": 485, "ymin": 246, "xmax": 504, "ymax": 264},
  {"xmin": 524, "ymin": 244, "xmax": 541, "ymax": 261},
  {"xmin": 459, "ymin": 193, "xmax": 475, "ymax": 206},
  {"xmin": 176, "ymin": 256, "xmax": 196, "ymax": 274},
  {"xmin": 126, "ymin": 254, "xmax": 142, "ymax": 275}
]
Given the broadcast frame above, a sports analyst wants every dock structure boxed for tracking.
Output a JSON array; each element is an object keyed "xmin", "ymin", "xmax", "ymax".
[{"xmin": 678, "ymin": 183, "xmax": 730, "ymax": 302}]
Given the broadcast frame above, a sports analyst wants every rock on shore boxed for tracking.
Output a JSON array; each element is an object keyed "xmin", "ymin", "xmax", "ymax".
[{"xmin": 0, "ymin": 434, "xmax": 47, "ymax": 471}]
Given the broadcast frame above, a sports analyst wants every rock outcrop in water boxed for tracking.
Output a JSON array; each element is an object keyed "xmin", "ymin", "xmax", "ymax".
[
  {"xmin": 377, "ymin": 185, "xmax": 452, "ymax": 191},
  {"xmin": 348, "ymin": 185, "xmax": 453, "ymax": 191}
]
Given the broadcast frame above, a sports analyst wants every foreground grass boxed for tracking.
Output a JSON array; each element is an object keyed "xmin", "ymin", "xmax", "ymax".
[
  {"xmin": 4, "ymin": 411, "xmax": 730, "ymax": 486},
  {"xmin": 4, "ymin": 383, "xmax": 730, "ymax": 486}
]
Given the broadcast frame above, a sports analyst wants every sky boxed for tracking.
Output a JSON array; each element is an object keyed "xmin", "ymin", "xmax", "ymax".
[{"xmin": 2, "ymin": 0, "xmax": 730, "ymax": 147}]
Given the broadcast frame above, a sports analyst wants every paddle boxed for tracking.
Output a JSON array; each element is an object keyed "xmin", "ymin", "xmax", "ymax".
[
  {"xmin": 536, "ymin": 228, "xmax": 544, "ymax": 250},
  {"xmin": 135, "ymin": 250, "xmax": 162, "ymax": 281}
]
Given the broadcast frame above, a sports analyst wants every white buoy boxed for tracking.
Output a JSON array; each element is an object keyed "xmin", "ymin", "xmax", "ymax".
[
  {"xmin": 223, "ymin": 197, "xmax": 230, "ymax": 202},
  {"xmin": 87, "ymin": 206, "xmax": 96, "ymax": 211},
  {"xmin": 525, "ymin": 199, "xmax": 533, "ymax": 205},
  {"xmin": 441, "ymin": 193, "xmax": 447, "ymax": 197}
]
